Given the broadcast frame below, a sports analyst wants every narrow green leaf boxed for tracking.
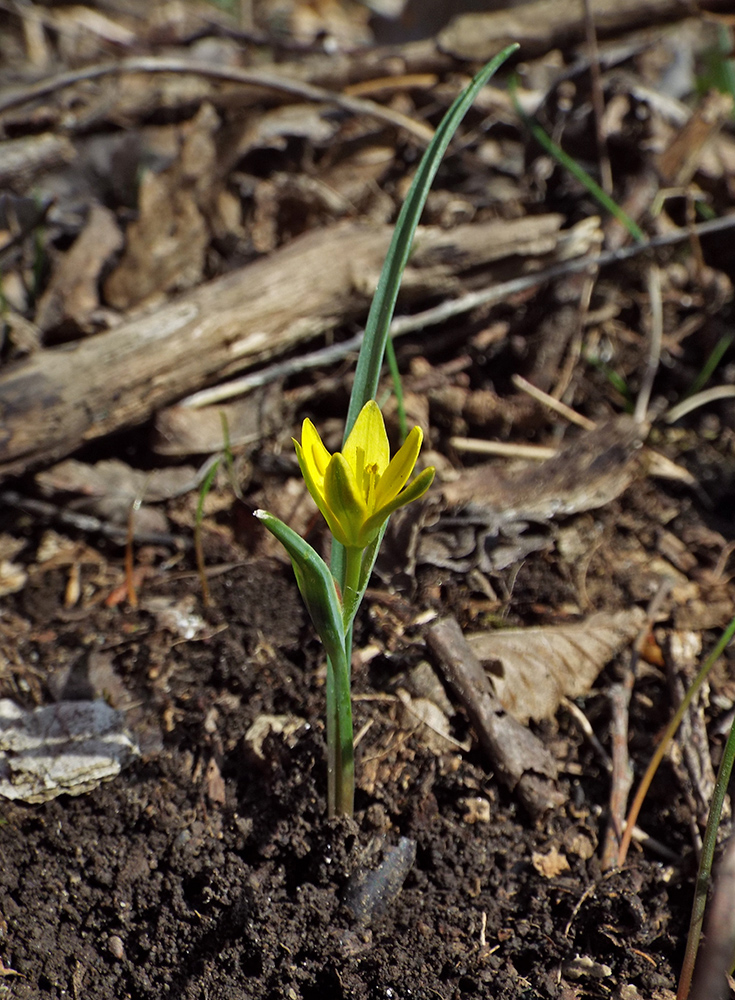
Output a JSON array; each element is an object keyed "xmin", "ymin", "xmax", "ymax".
[
  {"xmin": 344, "ymin": 43, "xmax": 519, "ymax": 442},
  {"xmin": 254, "ymin": 509, "xmax": 345, "ymax": 664},
  {"xmin": 333, "ymin": 44, "xmax": 519, "ymax": 591}
]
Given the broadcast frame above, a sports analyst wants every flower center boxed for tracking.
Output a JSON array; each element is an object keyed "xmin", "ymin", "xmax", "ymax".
[{"xmin": 363, "ymin": 461, "xmax": 379, "ymax": 508}]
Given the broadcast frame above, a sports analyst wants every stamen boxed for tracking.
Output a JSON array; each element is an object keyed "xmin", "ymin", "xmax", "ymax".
[{"xmin": 365, "ymin": 462, "xmax": 379, "ymax": 506}]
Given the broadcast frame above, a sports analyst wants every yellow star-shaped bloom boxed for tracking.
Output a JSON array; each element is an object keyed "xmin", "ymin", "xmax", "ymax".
[{"xmin": 294, "ymin": 400, "xmax": 435, "ymax": 549}]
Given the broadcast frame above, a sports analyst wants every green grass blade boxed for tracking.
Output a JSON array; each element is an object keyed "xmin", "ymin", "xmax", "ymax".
[
  {"xmin": 384, "ymin": 336, "xmax": 408, "ymax": 441},
  {"xmin": 510, "ymin": 78, "xmax": 645, "ymax": 244},
  {"xmin": 344, "ymin": 44, "xmax": 519, "ymax": 444},
  {"xmin": 687, "ymin": 330, "xmax": 734, "ymax": 398},
  {"xmin": 619, "ymin": 615, "xmax": 735, "ymax": 869},
  {"xmin": 195, "ymin": 456, "xmax": 221, "ymax": 605},
  {"xmin": 679, "ymin": 699, "xmax": 735, "ymax": 999},
  {"xmin": 333, "ymin": 45, "xmax": 518, "ymax": 590}
]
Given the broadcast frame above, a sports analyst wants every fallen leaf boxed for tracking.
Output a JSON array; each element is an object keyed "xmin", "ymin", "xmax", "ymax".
[
  {"xmin": 36, "ymin": 457, "xmax": 198, "ymax": 532},
  {"xmin": 0, "ymin": 561, "xmax": 26, "ymax": 597},
  {"xmin": 0, "ymin": 536, "xmax": 27, "ymax": 596},
  {"xmin": 459, "ymin": 797, "xmax": 491, "ymax": 824},
  {"xmin": 532, "ymin": 845, "xmax": 570, "ymax": 878},
  {"xmin": 37, "ymin": 457, "xmax": 197, "ymax": 503},
  {"xmin": 35, "ymin": 203, "xmax": 123, "ymax": 335},
  {"xmin": 141, "ymin": 595, "xmax": 208, "ymax": 641},
  {"xmin": 566, "ymin": 830, "xmax": 596, "ymax": 860},
  {"xmin": 563, "ymin": 955, "xmax": 613, "ymax": 980},
  {"xmin": 421, "ymin": 415, "xmax": 647, "ymax": 572},
  {"xmin": 205, "ymin": 757, "xmax": 226, "ymax": 806},
  {"xmin": 153, "ymin": 382, "xmax": 288, "ymax": 455},
  {"xmin": 245, "ymin": 714, "xmax": 307, "ymax": 760},
  {"xmin": 466, "ymin": 608, "xmax": 646, "ymax": 723},
  {"xmin": 104, "ymin": 104, "xmax": 218, "ymax": 309},
  {"xmin": 396, "ymin": 687, "xmax": 470, "ymax": 753}
]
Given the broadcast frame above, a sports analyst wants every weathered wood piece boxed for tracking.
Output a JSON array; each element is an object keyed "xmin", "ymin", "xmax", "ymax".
[
  {"xmin": 427, "ymin": 616, "xmax": 564, "ymax": 818},
  {"xmin": 0, "ymin": 215, "xmax": 573, "ymax": 480},
  {"xmin": 439, "ymin": 0, "xmax": 733, "ymax": 61}
]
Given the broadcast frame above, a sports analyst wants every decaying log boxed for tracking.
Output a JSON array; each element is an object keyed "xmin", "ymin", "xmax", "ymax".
[
  {"xmin": 0, "ymin": 214, "xmax": 585, "ymax": 480},
  {"xmin": 439, "ymin": 0, "xmax": 734, "ymax": 61},
  {"xmin": 427, "ymin": 616, "xmax": 564, "ymax": 818}
]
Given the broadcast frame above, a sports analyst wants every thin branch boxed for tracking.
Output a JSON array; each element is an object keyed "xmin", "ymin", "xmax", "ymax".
[
  {"xmin": 0, "ymin": 55, "xmax": 435, "ymax": 145},
  {"xmin": 635, "ymin": 264, "xmax": 663, "ymax": 425},
  {"xmin": 180, "ymin": 214, "xmax": 735, "ymax": 409}
]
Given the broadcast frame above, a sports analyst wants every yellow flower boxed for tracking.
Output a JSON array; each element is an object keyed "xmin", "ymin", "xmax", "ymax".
[{"xmin": 294, "ymin": 400, "xmax": 435, "ymax": 549}]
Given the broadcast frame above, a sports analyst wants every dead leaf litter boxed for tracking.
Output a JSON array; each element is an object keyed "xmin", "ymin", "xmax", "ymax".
[{"xmin": 0, "ymin": 1, "xmax": 734, "ymax": 997}]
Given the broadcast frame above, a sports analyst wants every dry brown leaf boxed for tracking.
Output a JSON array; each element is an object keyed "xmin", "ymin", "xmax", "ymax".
[
  {"xmin": 37, "ymin": 458, "xmax": 197, "ymax": 503},
  {"xmin": 104, "ymin": 104, "xmax": 219, "ymax": 310},
  {"xmin": 418, "ymin": 415, "xmax": 646, "ymax": 573},
  {"xmin": 244, "ymin": 714, "xmax": 307, "ymax": 760},
  {"xmin": 35, "ymin": 203, "xmax": 123, "ymax": 334},
  {"xmin": 459, "ymin": 797, "xmax": 491, "ymax": 824},
  {"xmin": 0, "ymin": 560, "xmax": 26, "ymax": 597},
  {"xmin": 396, "ymin": 688, "xmax": 470, "ymax": 753},
  {"xmin": 532, "ymin": 845, "xmax": 570, "ymax": 878},
  {"xmin": 563, "ymin": 955, "xmax": 613, "ymax": 980},
  {"xmin": 205, "ymin": 757, "xmax": 226, "ymax": 806},
  {"xmin": 466, "ymin": 608, "xmax": 646, "ymax": 723},
  {"xmin": 153, "ymin": 383, "xmax": 288, "ymax": 455}
]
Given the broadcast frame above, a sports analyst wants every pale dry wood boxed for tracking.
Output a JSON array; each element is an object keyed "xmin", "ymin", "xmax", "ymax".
[
  {"xmin": 0, "ymin": 133, "xmax": 76, "ymax": 188},
  {"xmin": 427, "ymin": 615, "xmax": 564, "ymax": 818},
  {"xmin": 0, "ymin": 215, "xmax": 569, "ymax": 480},
  {"xmin": 438, "ymin": 0, "xmax": 733, "ymax": 61},
  {"xmin": 0, "ymin": 55, "xmax": 435, "ymax": 146}
]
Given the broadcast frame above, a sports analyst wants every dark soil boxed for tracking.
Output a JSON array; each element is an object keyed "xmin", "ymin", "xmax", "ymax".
[
  {"xmin": 2, "ymin": 3, "xmax": 735, "ymax": 998},
  {"xmin": 0, "ymin": 485, "xmax": 729, "ymax": 999}
]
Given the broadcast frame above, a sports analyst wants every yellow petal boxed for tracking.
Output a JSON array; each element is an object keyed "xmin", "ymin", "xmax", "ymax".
[
  {"xmin": 362, "ymin": 466, "xmax": 435, "ymax": 542},
  {"xmin": 295, "ymin": 438, "xmax": 339, "ymax": 530},
  {"xmin": 342, "ymin": 400, "xmax": 390, "ymax": 479},
  {"xmin": 324, "ymin": 454, "xmax": 367, "ymax": 548},
  {"xmin": 301, "ymin": 419, "xmax": 332, "ymax": 482},
  {"xmin": 373, "ymin": 425, "xmax": 423, "ymax": 510}
]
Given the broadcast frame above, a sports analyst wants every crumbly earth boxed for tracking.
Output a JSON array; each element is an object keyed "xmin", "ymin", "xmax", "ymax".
[
  {"xmin": 1, "ymin": 4, "xmax": 735, "ymax": 996},
  {"xmin": 0, "ymin": 524, "xmax": 714, "ymax": 1000}
]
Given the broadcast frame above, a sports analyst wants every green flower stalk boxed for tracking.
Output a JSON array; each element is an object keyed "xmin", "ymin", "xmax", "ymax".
[
  {"xmin": 257, "ymin": 401, "xmax": 434, "ymax": 816},
  {"xmin": 254, "ymin": 45, "xmax": 518, "ymax": 816}
]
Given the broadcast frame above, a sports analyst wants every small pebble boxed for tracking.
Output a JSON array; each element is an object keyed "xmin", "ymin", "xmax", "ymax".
[{"xmin": 108, "ymin": 935, "xmax": 125, "ymax": 960}]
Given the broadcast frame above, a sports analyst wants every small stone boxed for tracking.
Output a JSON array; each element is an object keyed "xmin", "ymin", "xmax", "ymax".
[{"xmin": 108, "ymin": 935, "xmax": 125, "ymax": 960}]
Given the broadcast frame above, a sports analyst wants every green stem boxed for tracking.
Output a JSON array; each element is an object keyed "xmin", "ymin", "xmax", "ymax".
[
  {"xmin": 342, "ymin": 546, "xmax": 364, "ymax": 638},
  {"xmin": 325, "ymin": 657, "xmax": 337, "ymax": 817},
  {"xmin": 327, "ymin": 547, "xmax": 363, "ymax": 818},
  {"xmin": 325, "ymin": 48, "xmax": 518, "ymax": 817},
  {"xmin": 618, "ymin": 615, "xmax": 735, "ymax": 867},
  {"xmin": 678, "ymin": 714, "xmax": 735, "ymax": 1000},
  {"xmin": 330, "ymin": 642, "xmax": 354, "ymax": 817}
]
